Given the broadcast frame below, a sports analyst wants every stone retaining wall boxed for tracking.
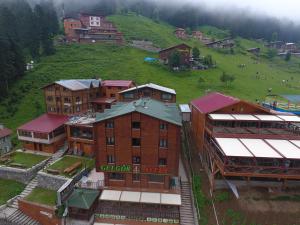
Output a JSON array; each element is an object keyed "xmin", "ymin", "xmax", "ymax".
[
  {"xmin": 36, "ymin": 171, "xmax": 70, "ymax": 191},
  {"xmin": 0, "ymin": 159, "xmax": 49, "ymax": 184}
]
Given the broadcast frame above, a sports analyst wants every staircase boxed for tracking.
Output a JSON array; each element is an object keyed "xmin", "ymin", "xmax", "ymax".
[
  {"xmin": 45, "ymin": 143, "xmax": 68, "ymax": 167},
  {"xmin": 7, "ymin": 209, "xmax": 40, "ymax": 225},
  {"xmin": 10, "ymin": 178, "xmax": 38, "ymax": 209},
  {"xmin": 180, "ymin": 181, "xmax": 197, "ymax": 225}
]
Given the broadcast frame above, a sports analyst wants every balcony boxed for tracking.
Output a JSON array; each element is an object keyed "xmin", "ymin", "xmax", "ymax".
[{"xmin": 18, "ymin": 132, "xmax": 66, "ymax": 145}]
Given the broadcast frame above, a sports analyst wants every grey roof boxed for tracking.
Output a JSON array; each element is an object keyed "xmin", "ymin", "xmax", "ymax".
[
  {"xmin": 95, "ymin": 98, "xmax": 182, "ymax": 126},
  {"xmin": 56, "ymin": 79, "xmax": 101, "ymax": 91},
  {"xmin": 119, "ymin": 83, "xmax": 176, "ymax": 95}
]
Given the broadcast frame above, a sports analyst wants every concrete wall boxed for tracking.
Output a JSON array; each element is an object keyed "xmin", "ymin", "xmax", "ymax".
[
  {"xmin": 36, "ymin": 171, "xmax": 70, "ymax": 191},
  {"xmin": 0, "ymin": 158, "xmax": 49, "ymax": 184}
]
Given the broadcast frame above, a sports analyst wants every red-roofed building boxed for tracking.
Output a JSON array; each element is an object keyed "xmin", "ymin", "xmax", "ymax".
[
  {"xmin": 17, "ymin": 114, "xmax": 69, "ymax": 153},
  {"xmin": 190, "ymin": 92, "xmax": 270, "ymax": 153},
  {"xmin": 101, "ymin": 80, "xmax": 135, "ymax": 100},
  {"xmin": 190, "ymin": 92, "xmax": 300, "ymax": 189},
  {"xmin": 0, "ymin": 125, "xmax": 12, "ymax": 155}
]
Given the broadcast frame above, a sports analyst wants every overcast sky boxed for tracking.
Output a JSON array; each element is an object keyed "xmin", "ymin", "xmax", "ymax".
[{"xmin": 188, "ymin": 0, "xmax": 300, "ymax": 22}]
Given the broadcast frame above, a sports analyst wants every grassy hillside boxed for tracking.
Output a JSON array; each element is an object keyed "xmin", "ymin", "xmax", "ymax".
[{"xmin": 1, "ymin": 13, "xmax": 300, "ymax": 141}]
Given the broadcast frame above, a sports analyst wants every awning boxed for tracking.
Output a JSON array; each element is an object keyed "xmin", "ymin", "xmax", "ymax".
[
  {"xmin": 99, "ymin": 190, "xmax": 181, "ymax": 206},
  {"xmin": 100, "ymin": 190, "xmax": 121, "ymax": 201},
  {"xmin": 120, "ymin": 191, "xmax": 141, "ymax": 202},
  {"xmin": 161, "ymin": 193, "xmax": 182, "ymax": 205},
  {"xmin": 215, "ymin": 138, "xmax": 300, "ymax": 159},
  {"xmin": 140, "ymin": 192, "xmax": 160, "ymax": 204},
  {"xmin": 67, "ymin": 189, "xmax": 100, "ymax": 209},
  {"xmin": 216, "ymin": 138, "xmax": 253, "ymax": 157},
  {"xmin": 209, "ymin": 113, "xmax": 300, "ymax": 122}
]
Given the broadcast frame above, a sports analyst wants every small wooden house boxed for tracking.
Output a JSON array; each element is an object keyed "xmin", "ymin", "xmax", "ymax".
[
  {"xmin": 174, "ymin": 28, "xmax": 187, "ymax": 39},
  {"xmin": 159, "ymin": 43, "xmax": 191, "ymax": 65},
  {"xmin": 0, "ymin": 125, "xmax": 12, "ymax": 155}
]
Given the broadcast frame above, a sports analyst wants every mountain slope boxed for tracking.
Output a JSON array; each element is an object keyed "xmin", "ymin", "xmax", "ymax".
[{"xmin": 1, "ymin": 13, "xmax": 300, "ymax": 137}]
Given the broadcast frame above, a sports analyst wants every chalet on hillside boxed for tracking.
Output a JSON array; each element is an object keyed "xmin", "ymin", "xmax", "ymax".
[
  {"xmin": 265, "ymin": 41, "xmax": 284, "ymax": 49},
  {"xmin": 17, "ymin": 114, "xmax": 69, "ymax": 153},
  {"xmin": 64, "ymin": 13, "xmax": 123, "ymax": 44},
  {"xmin": 247, "ymin": 47, "xmax": 260, "ymax": 55},
  {"xmin": 42, "ymin": 79, "xmax": 101, "ymax": 116},
  {"xmin": 206, "ymin": 38, "xmax": 235, "ymax": 49},
  {"xmin": 174, "ymin": 28, "xmax": 187, "ymax": 39},
  {"xmin": 118, "ymin": 83, "xmax": 176, "ymax": 103},
  {"xmin": 192, "ymin": 31, "xmax": 203, "ymax": 40},
  {"xmin": 282, "ymin": 43, "xmax": 298, "ymax": 52},
  {"xmin": 159, "ymin": 43, "xmax": 191, "ymax": 65},
  {"xmin": 0, "ymin": 125, "xmax": 12, "ymax": 155}
]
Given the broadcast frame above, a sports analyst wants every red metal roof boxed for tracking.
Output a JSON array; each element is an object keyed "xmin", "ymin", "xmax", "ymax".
[
  {"xmin": 102, "ymin": 80, "xmax": 133, "ymax": 87},
  {"xmin": 0, "ymin": 128, "xmax": 12, "ymax": 138},
  {"xmin": 191, "ymin": 92, "xmax": 239, "ymax": 114},
  {"xmin": 18, "ymin": 114, "xmax": 69, "ymax": 133}
]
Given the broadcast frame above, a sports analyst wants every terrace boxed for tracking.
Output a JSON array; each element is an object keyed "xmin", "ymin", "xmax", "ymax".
[
  {"xmin": 206, "ymin": 114, "xmax": 300, "ymax": 139},
  {"xmin": 25, "ymin": 187, "xmax": 57, "ymax": 206},
  {"xmin": 205, "ymin": 137, "xmax": 300, "ymax": 180},
  {"xmin": 0, "ymin": 151, "xmax": 49, "ymax": 169},
  {"xmin": 45, "ymin": 155, "xmax": 95, "ymax": 177},
  {"xmin": 0, "ymin": 179, "xmax": 25, "ymax": 205}
]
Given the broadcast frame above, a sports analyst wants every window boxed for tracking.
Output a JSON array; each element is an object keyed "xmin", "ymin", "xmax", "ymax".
[
  {"xmin": 106, "ymin": 137, "xmax": 115, "ymax": 145},
  {"xmin": 132, "ymin": 138, "xmax": 141, "ymax": 147},
  {"xmin": 76, "ymin": 96, "xmax": 80, "ymax": 102},
  {"xmin": 162, "ymin": 93, "xmax": 172, "ymax": 100},
  {"xmin": 133, "ymin": 174, "xmax": 140, "ymax": 181},
  {"xmin": 47, "ymin": 96, "xmax": 53, "ymax": 102},
  {"xmin": 107, "ymin": 155, "xmax": 115, "ymax": 164},
  {"xmin": 160, "ymin": 123, "xmax": 168, "ymax": 130},
  {"xmin": 143, "ymin": 91, "xmax": 151, "ymax": 97},
  {"xmin": 124, "ymin": 93, "xmax": 134, "ymax": 99},
  {"xmin": 109, "ymin": 173, "xmax": 124, "ymax": 180},
  {"xmin": 159, "ymin": 158, "xmax": 167, "ymax": 166},
  {"xmin": 64, "ymin": 97, "xmax": 71, "ymax": 103},
  {"xmin": 132, "ymin": 156, "xmax": 141, "ymax": 164},
  {"xmin": 64, "ymin": 106, "xmax": 70, "ymax": 113},
  {"xmin": 110, "ymin": 94, "xmax": 116, "ymax": 98},
  {"xmin": 148, "ymin": 174, "xmax": 164, "ymax": 183},
  {"xmin": 63, "ymin": 88, "xmax": 67, "ymax": 92},
  {"xmin": 132, "ymin": 122, "xmax": 140, "ymax": 129},
  {"xmin": 106, "ymin": 121, "xmax": 114, "ymax": 128},
  {"xmin": 159, "ymin": 139, "xmax": 168, "ymax": 148}
]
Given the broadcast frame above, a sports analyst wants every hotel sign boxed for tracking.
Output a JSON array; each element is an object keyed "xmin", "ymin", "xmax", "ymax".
[
  {"xmin": 100, "ymin": 164, "xmax": 131, "ymax": 173},
  {"xmin": 144, "ymin": 166, "xmax": 168, "ymax": 174}
]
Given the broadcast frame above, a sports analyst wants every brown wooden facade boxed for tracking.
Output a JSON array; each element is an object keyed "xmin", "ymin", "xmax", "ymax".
[
  {"xmin": 189, "ymin": 94, "xmax": 300, "ymax": 188},
  {"xmin": 94, "ymin": 112, "xmax": 181, "ymax": 191},
  {"xmin": 119, "ymin": 87, "xmax": 176, "ymax": 103},
  {"xmin": 159, "ymin": 44, "xmax": 191, "ymax": 65},
  {"xmin": 43, "ymin": 83, "xmax": 100, "ymax": 116}
]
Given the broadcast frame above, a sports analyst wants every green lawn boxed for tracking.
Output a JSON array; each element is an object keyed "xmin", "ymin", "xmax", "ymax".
[
  {"xmin": 46, "ymin": 155, "xmax": 95, "ymax": 177},
  {"xmin": 0, "ymin": 13, "xmax": 300, "ymax": 142},
  {"xmin": 0, "ymin": 152, "xmax": 49, "ymax": 169},
  {"xmin": 25, "ymin": 187, "xmax": 57, "ymax": 206},
  {"xmin": 0, "ymin": 179, "xmax": 25, "ymax": 205}
]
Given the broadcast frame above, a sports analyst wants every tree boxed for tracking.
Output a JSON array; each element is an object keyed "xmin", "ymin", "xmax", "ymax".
[
  {"xmin": 220, "ymin": 72, "xmax": 235, "ymax": 86},
  {"xmin": 168, "ymin": 50, "xmax": 181, "ymax": 68},
  {"xmin": 203, "ymin": 55, "xmax": 213, "ymax": 67},
  {"xmin": 271, "ymin": 32, "xmax": 278, "ymax": 42},
  {"xmin": 285, "ymin": 52, "xmax": 291, "ymax": 61},
  {"xmin": 267, "ymin": 48, "xmax": 277, "ymax": 59},
  {"xmin": 192, "ymin": 47, "xmax": 200, "ymax": 59}
]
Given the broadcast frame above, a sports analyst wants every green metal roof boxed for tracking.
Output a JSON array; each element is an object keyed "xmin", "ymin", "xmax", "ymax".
[
  {"xmin": 67, "ymin": 188, "xmax": 100, "ymax": 209},
  {"xmin": 95, "ymin": 98, "xmax": 182, "ymax": 126}
]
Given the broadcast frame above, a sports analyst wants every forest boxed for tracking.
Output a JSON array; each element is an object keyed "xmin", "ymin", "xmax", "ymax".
[{"xmin": 0, "ymin": 0, "xmax": 59, "ymax": 100}]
